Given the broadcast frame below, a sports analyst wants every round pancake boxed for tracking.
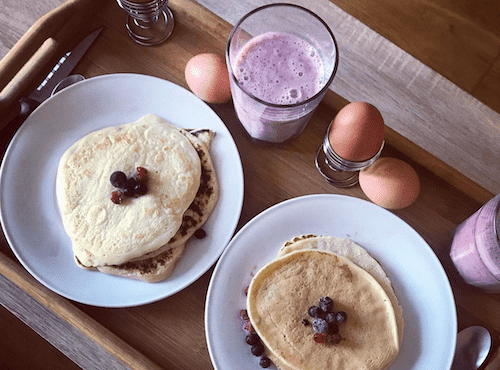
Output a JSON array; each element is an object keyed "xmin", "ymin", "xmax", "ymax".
[
  {"xmin": 247, "ymin": 249, "xmax": 400, "ymax": 370},
  {"xmin": 277, "ymin": 234, "xmax": 404, "ymax": 346},
  {"xmin": 96, "ymin": 127, "xmax": 219, "ymax": 282},
  {"xmin": 127, "ymin": 126, "xmax": 219, "ymax": 259},
  {"xmin": 97, "ymin": 244, "xmax": 185, "ymax": 283},
  {"xmin": 169, "ymin": 128, "xmax": 219, "ymax": 246},
  {"xmin": 56, "ymin": 114, "xmax": 201, "ymax": 267}
]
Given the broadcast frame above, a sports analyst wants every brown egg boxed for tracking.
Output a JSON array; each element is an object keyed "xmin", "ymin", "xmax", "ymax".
[
  {"xmin": 328, "ymin": 102, "xmax": 385, "ymax": 162},
  {"xmin": 359, "ymin": 157, "xmax": 420, "ymax": 209},
  {"xmin": 185, "ymin": 53, "xmax": 232, "ymax": 104}
]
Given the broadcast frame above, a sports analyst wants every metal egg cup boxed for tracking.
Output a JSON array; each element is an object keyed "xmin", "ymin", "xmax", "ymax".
[
  {"xmin": 315, "ymin": 121, "xmax": 384, "ymax": 188},
  {"xmin": 116, "ymin": 0, "xmax": 174, "ymax": 46}
]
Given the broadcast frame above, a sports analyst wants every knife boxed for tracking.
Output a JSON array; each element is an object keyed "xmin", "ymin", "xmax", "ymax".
[{"xmin": 17, "ymin": 26, "xmax": 103, "ymax": 120}]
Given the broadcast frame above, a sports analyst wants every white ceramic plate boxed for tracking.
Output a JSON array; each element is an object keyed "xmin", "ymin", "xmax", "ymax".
[
  {"xmin": 0, "ymin": 73, "xmax": 244, "ymax": 307},
  {"xmin": 206, "ymin": 194, "xmax": 457, "ymax": 370}
]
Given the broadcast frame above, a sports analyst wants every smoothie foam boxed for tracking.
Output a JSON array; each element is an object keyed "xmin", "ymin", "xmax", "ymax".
[
  {"xmin": 229, "ymin": 31, "xmax": 328, "ymax": 142},
  {"xmin": 234, "ymin": 32, "xmax": 324, "ymax": 105}
]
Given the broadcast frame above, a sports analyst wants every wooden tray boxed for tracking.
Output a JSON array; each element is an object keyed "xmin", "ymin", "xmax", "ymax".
[{"xmin": 1, "ymin": 0, "xmax": 500, "ymax": 368}]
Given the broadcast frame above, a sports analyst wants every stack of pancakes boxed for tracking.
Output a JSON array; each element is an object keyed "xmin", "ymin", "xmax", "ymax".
[
  {"xmin": 247, "ymin": 235, "xmax": 404, "ymax": 370},
  {"xmin": 56, "ymin": 114, "xmax": 218, "ymax": 282}
]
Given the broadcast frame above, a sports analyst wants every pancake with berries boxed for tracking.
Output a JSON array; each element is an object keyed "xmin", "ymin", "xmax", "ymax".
[
  {"xmin": 96, "ymin": 126, "xmax": 219, "ymax": 282},
  {"xmin": 125, "ymin": 127, "xmax": 218, "ymax": 258},
  {"xmin": 56, "ymin": 114, "xmax": 205, "ymax": 270},
  {"xmin": 247, "ymin": 249, "xmax": 400, "ymax": 370},
  {"xmin": 277, "ymin": 234, "xmax": 404, "ymax": 346}
]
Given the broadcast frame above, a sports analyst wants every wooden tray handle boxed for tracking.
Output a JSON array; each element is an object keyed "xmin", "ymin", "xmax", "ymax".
[
  {"xmin": 0, "ymin": 251, "xmax": 163, "ymax": 369},
  {"xmin": 0, "ymin": 0, "xmax": 103, "ymax": 131}
]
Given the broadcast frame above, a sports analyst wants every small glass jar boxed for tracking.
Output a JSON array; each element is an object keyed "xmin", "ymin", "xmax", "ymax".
[
  {"xmin": 449, "ymin": 194, "xmax": 500, "ymax": 292},
  {"xmin": 315, "ymin": 121, "xmax": 384, "ymax": 187}
]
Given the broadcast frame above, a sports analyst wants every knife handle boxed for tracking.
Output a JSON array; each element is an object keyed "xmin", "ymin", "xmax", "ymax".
[
  {"xmin": 0, "ymin": 38, "xmax": 58, "ymax": 134},
  {"xmin": 0, "ymin": 98, "xmax": 41, "ymax": 152},
  {"xmin": 19, "ymin": 97, "xmax": 41, "ymax": 119},
  {"xmin": 0, "ymin": 0, "xmax": 102, "ymax": 133}
]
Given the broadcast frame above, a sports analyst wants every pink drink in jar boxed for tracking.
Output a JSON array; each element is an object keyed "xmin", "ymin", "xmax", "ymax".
[{"xmin": 450, "ymin": 194, "xmax": 500, "ymax": 291}]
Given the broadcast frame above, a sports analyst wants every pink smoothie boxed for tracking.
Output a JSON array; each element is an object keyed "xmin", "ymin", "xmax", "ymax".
[
  {"xmin": 235, "ymin": 32, "xmax": 324, "ymax": 104},
  {"xmin": 450, "ymin": 194, "xmax": 500, "ymax": 291},
  {"xmin": 230, "ymin": 32, "xmax": 327, "ymax": 142}
]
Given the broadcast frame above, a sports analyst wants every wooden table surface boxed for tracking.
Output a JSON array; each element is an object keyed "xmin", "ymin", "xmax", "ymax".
[{"xmin": 1, "ymin": 0, "xmax": 500, "ymax": 369}]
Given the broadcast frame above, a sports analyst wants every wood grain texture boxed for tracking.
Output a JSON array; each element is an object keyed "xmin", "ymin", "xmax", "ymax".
[
  {"xmin": 0, "ymin": 0, "xmax": 102, "ymax": 128},
  {"xmin": 196, "ymin": 0, "xmax": 500, "ymax": 200},
  {"xmin": 331, "ymin": 0, "xmax": 500, "ymax": 113},
  {"xmin": 0, "ymin": 248, "xmax": 162, "ymax": 370},
  {"xmin": 0, "ymin": 0, "xmax": 63, "ymax": 57},
  {"xmin": 0, "ymin": 305, "xmax": 80, "ymax": 370},
  {"xmin": 1, "ymin": 0, "xmax": 500, "ymax": 369},
  {"xmin": 476, "ymin": 55, "xmax": 500, "ymax": 112},
  {"xmin": 2, "ymin": 1, "xmax": 499, "ymax": 200}
]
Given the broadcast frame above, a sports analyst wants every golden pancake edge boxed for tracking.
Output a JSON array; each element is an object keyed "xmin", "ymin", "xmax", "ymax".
[{"xmin": 247, "ymin": 236, "xmax": 403, "ymax": 370}]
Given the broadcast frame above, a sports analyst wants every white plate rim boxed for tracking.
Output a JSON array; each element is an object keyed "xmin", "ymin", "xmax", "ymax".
[
  {"xmin": 0, "ymin": 73, "xmax": 244, "ymax": 307},
  {"xmin": 205, "ymin": 193, "xmax": 457, "ymax": 370}
]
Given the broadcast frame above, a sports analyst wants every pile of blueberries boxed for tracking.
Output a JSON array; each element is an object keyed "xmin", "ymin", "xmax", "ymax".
[
  {"xmin": 240, "ymin": 309, "xmax": 273, "ymax": 368},
  {"xmin": 109, "ymin": 167, "xmax": 148, "ymax": 204},
  {"xmin": 304, "ymin": 296, "xmax": 348, "ymax": 345},
  {"xmin": 237, "ymin": 296, "xmax": 347, "ymax": 369}
]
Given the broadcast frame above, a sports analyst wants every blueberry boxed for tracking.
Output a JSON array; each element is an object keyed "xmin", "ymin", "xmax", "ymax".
[
  {"xmin": 123, "ymin": 177, "xmax": 137, "ymax": 197},
  {"xmin": 319, "ymin": 296, "xmax": 334, "ymax": 313},
  {"xmin": 259, "ymin": 356, "xmax": 272, "ymax": 368},
  {"xmin": 312, "ymin": 318, "xmax": 329, "ymax": 334},
  {"xmin": 133, "ymin": 182, "xmax": 147, "ymax": 196},
  {"xmin": 251, "ymin": 342, "xmax": 265, "ymax": 356},
  {"xmin": 335, "ymin": 311, "xmax": 348, "ymax": 324},
  {"xmin": 325, "ymin": 312, "xmax": 336, "ymax": 324},
  {"xmin": 245, "ymin": 333, "xmax": 260, "ymax": 345},
  {"xmin": 308, "ymin": 305, "xmax": 323, "ymax": 318},
  {"xmin": 194, "ymin": 229, "xmax": 206, "ymax": 239},
  {"xmin": 110, "ymin": 171, "xmax": 127, "ymax": 188}
]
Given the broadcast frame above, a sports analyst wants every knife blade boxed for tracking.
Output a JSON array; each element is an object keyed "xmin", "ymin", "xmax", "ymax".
[{"xmin": 18, "ymin": 26, "xmax": 103, "ymax": 119}]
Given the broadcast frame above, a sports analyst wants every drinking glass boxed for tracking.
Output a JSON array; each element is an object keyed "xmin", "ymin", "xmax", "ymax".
[{"xmin": 226, "ymin": 3, "xmax": 339, "ymax": 143}]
